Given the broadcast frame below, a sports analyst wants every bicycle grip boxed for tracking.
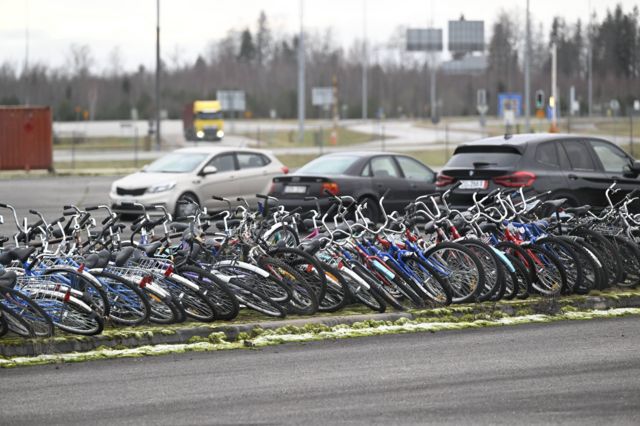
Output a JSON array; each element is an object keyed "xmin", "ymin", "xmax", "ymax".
[
  {"xmin": 451, "ymin": 181, "xmax": 463, "ymax": 190},
  {"xmin": 256, "ymin": 194, "xmax": 268, "ymax": 199},
  {"xmin": 85, "ymin": 205, "xmax": 100, "ymax": 211},
  {"xmin": 325, "ymin": 203, "xmax": 338, "ymax": 217},
  {"xmin": 0, "ymin": 203, "xmax": 7, "ymax": 208},
  {"xmin": 29, "ymin": 209, "xmax": 39, "ymax": 215},
  {"xmin": 211, "ymin": 195, "xmax": 224, "ymax": 201}
]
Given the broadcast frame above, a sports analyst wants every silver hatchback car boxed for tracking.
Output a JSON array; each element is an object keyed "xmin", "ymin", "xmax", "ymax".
[{"xmin": 110, "ymin": 147, "xmax": 288, "ymax": 216}]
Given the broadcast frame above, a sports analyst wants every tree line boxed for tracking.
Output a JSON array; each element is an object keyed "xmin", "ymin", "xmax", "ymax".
[{"xmin": 0, "ymin": 4, "xmax": 639, "ymax": 121}]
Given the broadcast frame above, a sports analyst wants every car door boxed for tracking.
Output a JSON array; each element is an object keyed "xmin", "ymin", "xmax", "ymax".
[
  {"xmin": 236, "ymin": 152, "xmax": 271, "ymax": 205},
  {"xmin": 200, "ymin": 152, "xmax": 238, "ymax": 210},
  {"xmin": 394, "ymin": 155, "xmax": 436, "ymax": 201},
  {"xmin": 588, "ymin": 139, "xmax": 638, "ymax": 203},
  {"xmin": 558, "ymin": 139, "xmax": 608, "ymax": 206},
  {"xmin": 368, "ymin": 155, "xmax": 407, "ymax": 212}
]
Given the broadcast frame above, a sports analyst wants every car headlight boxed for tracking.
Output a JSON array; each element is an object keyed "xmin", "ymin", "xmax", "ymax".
[
  {"xmin": 147, "ymin": 181, "xmax": 176, "ymax": 193},
  {"xmin": 110, "ymin": 182, "xmax": 118, "ymax": 194},
  {"xmin": 216, "ymin": 130, "xmax": 224, "ymax": 138},
  {"xmin": 196, "ymin": 130, "xmax": 204, "ymax": 138}
]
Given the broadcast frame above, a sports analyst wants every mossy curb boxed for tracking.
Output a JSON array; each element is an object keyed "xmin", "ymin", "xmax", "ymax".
[{"xmin": 1, "ymin": 290, "xmax": 639, "ymax": 359}]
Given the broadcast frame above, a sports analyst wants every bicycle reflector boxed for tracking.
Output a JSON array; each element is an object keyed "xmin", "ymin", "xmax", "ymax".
[{"xmin": 493, "ymin": 171, "xmax": 536, "ymax": 188}]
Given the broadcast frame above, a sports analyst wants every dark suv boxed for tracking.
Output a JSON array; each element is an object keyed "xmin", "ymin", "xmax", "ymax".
[{"xmin": 436, "ymin": 133, "xmax": 640, "ymax": 208}]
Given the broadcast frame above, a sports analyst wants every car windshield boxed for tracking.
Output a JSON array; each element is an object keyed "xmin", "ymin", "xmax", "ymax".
[
  {"xmin": 297, "ymin": 155, "xmax": 359, "ymax": 175},
  {"xmin": 144, "ymin": 152, "xmax": 208, "ymax": 173}
]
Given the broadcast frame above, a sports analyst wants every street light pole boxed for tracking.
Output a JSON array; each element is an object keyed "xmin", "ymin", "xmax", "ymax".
[
  {"xmin": 524, "ymin": 0, "xmax": 531, "ymax": 132},
  {"xmin": 362, "ymin": 0, "xmax": 368, "ymax": 120},
  {"xmin": 297, "ymin": 0, "xmax": 305, "ymax": 143},
  {"xmin": 551, "ymin": 42, "xmax": 558, "ymax": 132},
  {"xmin": 155, "ymin": 0, "xmax": 161, "ymax": 151},
  {"xmin": 587, "ymin": 0, "xmax": 593, "ymax": 117}
]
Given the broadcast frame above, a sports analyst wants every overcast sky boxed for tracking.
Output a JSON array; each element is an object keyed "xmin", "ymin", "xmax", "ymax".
[{"xmin": 1, "ymin": 0, "xmax": 637, "ymax": 71}]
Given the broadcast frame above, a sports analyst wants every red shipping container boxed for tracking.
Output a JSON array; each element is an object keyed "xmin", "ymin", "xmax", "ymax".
[{"xmin": 0, "ymin": 106, "xmax": 53, "ymax": 171}]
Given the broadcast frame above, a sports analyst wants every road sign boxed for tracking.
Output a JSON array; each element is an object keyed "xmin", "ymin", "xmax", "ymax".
[
  {"xmin": 217, "ymin": 90, "xmax": 246, "ymax": 111},
  {"xmin": 448, "ymin": 20, "xmax": 484, "ymax": 52},
  {"xmin": 610, "ymin": 99, "xmax": 620, "ymax": 112},
  {"xmin": 497, "ymin": 93, "xmax": 523, "ymax": 118},
  {"xmin": 477, "ymin": 89, "xmax": 488, "ymax": 114},
  {"xmin": 406, "ymin": 28, "xmax": 443, "ymax": 51},
  {"xmin": 634, "ymin": 100, "xmax": 640, "ymax": 111},
  {"xmin": 311, "ymin": 87, "xmax": 334, "ymax": 107}
]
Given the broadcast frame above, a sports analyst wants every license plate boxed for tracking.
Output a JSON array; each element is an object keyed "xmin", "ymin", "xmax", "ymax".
[
  {"xmin": 459, "ymin": 180, "xmax": 488, "ymax": 190},
  {"xmin": 284, "ymin": 185, "xmax": 307, "ymax": 194}
]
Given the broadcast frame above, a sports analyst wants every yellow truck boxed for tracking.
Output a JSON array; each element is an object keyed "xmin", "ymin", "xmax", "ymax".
[{"xmin": 182, "ymin": 100, "xmax": 224, "ymax": 141}]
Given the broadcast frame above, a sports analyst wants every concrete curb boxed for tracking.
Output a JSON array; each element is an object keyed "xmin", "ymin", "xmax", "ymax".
[{"xmin": 1, "ymin": 292, "xmax": 639, "ymax": 358}]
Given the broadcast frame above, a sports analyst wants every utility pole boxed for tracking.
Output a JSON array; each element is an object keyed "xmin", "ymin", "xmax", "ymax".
[
  {"xmin": 524, "ymin": 0, "xmax": 531, "ymax": 132},
  {"xmin": 155, "ymin": 0, "xmax": 161, "ymax": 150},
  {"xmin": 551, "ymin": 42, "xmax": 558, "ymax": 132},
  {"xmin": 362, "ymin": 0, "xmax": 368, "ymax": 120},
  {"xmin": 24, "ymin": 0, "xmax": 30, "ymax": 105},
  {"xmin": 297, "ymin": 0, "xmax": 305, "ymax": 143}
]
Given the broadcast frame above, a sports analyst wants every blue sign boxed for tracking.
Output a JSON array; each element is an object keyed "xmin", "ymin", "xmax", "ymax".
[{"xmin": 497, "ymin": 93, "xmax": 523, "ymax": 118}]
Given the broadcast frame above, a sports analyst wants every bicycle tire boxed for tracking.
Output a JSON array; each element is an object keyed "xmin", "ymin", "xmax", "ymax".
[
  {"xmin": 227, "ymin": 277, "xmax": 286, "ymax": 318},
  {"xmin": 0, "ymin": 310, "xmax": 7, "ymax": 338},
  {"xmin": 268, "ymin": 247, "xmax": 327, "ymax": 302},
  {"xmin": 42, "ymin": 267, "xmax": 110, "ymax": 319},
  {"xmin": 0, "ymin": 287, "xmax": 54, "ymax": 337},
  {"xmin": 570, "ymin": 227, "xmax": 623, "ymax": 288},
  {"xmin": 399, "ymin": 255, "xmax": 452, "ymax": 306},
  {"xmin": 91, "ymin": 270, "xmax": 151, "ymax": 326},
  {"xmin": 606, "ymin": 235, "xmax": 640, "ymax": 288},
  {"xmin": 0, "ymin": 304, "xmax": 33, "ymax": 337},
  {"xmin": 459, "ymin": 239, "xmax": 505, "ymax": 302},
  {"xmin": 259, "ymin": 256, "xmax": 318, "ymax": 315},
  {"xmin": 536, "ymin": 236, "xmax": 582, "ymax": 295},
  {"xmin": 179, "ymin": 265, "xmax": 240, "ymax": 320},
  {"xmin": 424, "ymin": 241, "xmax": 485, "ymax": 303},
  {"xmin": 317, "ymin": 262, "xmax": 351, "ymax": 313},
  {"xmin": 339, "ymin": 266, "xmax": 386, "ymax": 313},
  {"xmin": 526, "ymin": 244, "xmax": 566, "ymax": 296}
]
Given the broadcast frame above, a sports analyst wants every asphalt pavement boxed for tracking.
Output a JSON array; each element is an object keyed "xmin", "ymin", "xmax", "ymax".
[{"xmin": 1, "ymin": 317, "xmax": 639, "ymax": 425}]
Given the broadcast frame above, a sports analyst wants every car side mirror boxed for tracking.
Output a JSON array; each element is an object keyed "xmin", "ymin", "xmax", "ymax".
[
  {"xmin": 624, "ymin": 160, "xmax": 640, "ymax": 177},
  {"xmin": 201, "ymin": 165, "xmax": 218, "ymax": 176}
]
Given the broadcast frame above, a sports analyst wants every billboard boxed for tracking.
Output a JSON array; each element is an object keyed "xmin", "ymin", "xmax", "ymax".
[
  {"xmin": 311, "ymin": 87, "xmax": 334, "ymax": 107},
  {"xmin": 406, "ymin": 28, "xmax": 443, "ymax": 51},
  {"xmin": 448, "ymin": 20, "xmax": 484, "ymax": 52},
  {"xmin": 216, "ymin": 90, "xmax": 246, "ymax": 111}
]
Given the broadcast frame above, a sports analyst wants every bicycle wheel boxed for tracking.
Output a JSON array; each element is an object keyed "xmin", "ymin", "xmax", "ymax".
[
  {"xmin": 0, "ymin": 305, "xmax": 33, "ymax": 337},
  {"xmin": 214, "ymin": 260, "xmax": 292, "ymax": 303},
  {"xmin": 28, "ymin": 289, "xmax": 104, "ymax": 335},
  {"xmin": 606, "ymin": 235, "xmax": 640, "ymax": 288},
  {"xmin": 339, "ymin": 266, "xmax": 386, "ymax": 313},
  {"xmin": 0, "ymin": 310, "xmax": 7, "ymax": 338},
  {"xmin": 226, "ymin": 276, "xmax": 286, "ymax": 318},
  {"xmin": 42, "ymin": 267, "xmax": 110, "ymax": 319},
  {"xmin": 92, "ymin": 270, "xmax": 151, "ymax": 326},
  {"xmin": 179, "ymin": 265, "xmax": 240, "ymax": 320},
  {"xmin": 381, "ymin": 260, "xmax": 427, "ymax": 309},
  {"xmin": 526, "ymin": 244, "xmax": 566, "ymax": 296},
  {"xmin": 536, "ymin": 236, "xmax": 582, "ymax": 295},
  {"xmin": 317, "ymin": 262, "xmax": 351, "ymax": 313},
  {"xmin": 459, "ymin": 239, "xmax": 505, "ymax": 302},
  {"xmin": 262, "ymin": 224, "xmax": 300, "ymax": 248},
  {"xmin": 157, "ymin": 274, "xmax": 217, "ymax": 322},
  {"xmin": 268, "ymin": 247, "xmax": 327, "ymax": 302},
  {"xmin": 424, "ymin": 241, "xmax": 485, "ymax": 303},
  {"xmin": 259, "ymin": 256, "xmax": 318, "ymax": 315},
  {"xmin": 556, "ymin": 237, "xmax": 601, "ymax": 294},
  {"xmin": 143, "ymin": 283, "xmax": 183, "ymax": 325},
  {"xmin": 0, "ymin": 287, "xmax": 54, "ymax": 337},
  {"xmin": 502, "ymin": 253, "xmax": 529, "ymax": 300},
  {"xmin": 399, "ymin": 255, "xmax": 452, "ymax": 306},
  {"xmin": 570, "ymin": 228, "xmax": 623, "ymax": 288}
]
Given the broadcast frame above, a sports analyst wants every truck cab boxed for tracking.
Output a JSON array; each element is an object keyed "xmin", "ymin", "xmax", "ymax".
[{"xmin": 183, "ymin": 100, "xmax": 225, "ymax": 141}]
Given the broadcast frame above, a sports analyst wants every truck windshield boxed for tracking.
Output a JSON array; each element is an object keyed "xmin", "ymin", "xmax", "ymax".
[
  {"xmin": 145, "ymin": 153, "xmax": 208, "ymax": 173},
  {"xmin": 196, "ymin": 111, "xmax": 222, "ymax": 120}
]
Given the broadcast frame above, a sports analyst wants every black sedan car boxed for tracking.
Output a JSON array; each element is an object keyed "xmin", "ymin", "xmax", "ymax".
[
  {"xmin": 269, "ymin": 152, "xmax": 437, "ymax": 221},
  {"xmin": 437, "ymin": 133, "xmax": 640, "ymax": 208}
]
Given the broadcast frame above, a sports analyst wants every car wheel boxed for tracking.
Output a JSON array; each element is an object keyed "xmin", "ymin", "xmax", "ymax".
[
  {"xmin": 360, "ymin": 196, "xmax": 381, "ymax": 224},
  {"xmin": 175, "ymin": 192, "xmax": 200, "ymax": 218}
]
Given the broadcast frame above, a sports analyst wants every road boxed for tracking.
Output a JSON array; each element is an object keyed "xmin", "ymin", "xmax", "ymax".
[{"xmin": 1, "ymin": 317, "xmax": 639, "ymax": 425}]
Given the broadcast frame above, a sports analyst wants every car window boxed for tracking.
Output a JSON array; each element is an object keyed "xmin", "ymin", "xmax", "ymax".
[
  {"xmin": 396, "ymin": 156, "xmax": 434, "ymax": 181},
  {"xmin": 360, "ymin": 161, "xmax": 372, "ymax": 177},
  {"xmin": 535, "ymin": 142, "xmax": 560, "ymax": 167},
  {"xmin": 589, "ymin": 140, "xmax": 630, "ymax": 173},
  {"xmin": 208, "ymin": 154, "xmax": 236, "ymax": 172},
  {"xmin": 561, "ymin": 141, "xmax": 596, "ymax": 171},
  {"xmin": 297, "ymin": 155, "xmax": 359, "ymax": 175},
  {"xmin": 237, "ymin": 153, "xmax": 265, "ymax": 169},
  {"xmin": 370, "ymin": 156, "xmax": 399, "ymax": 178}
]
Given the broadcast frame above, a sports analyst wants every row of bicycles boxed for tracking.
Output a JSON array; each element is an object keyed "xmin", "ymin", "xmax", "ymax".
[{"xmin": 1, "ymin": 181, "xmax": 639, "ymax": 338}]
